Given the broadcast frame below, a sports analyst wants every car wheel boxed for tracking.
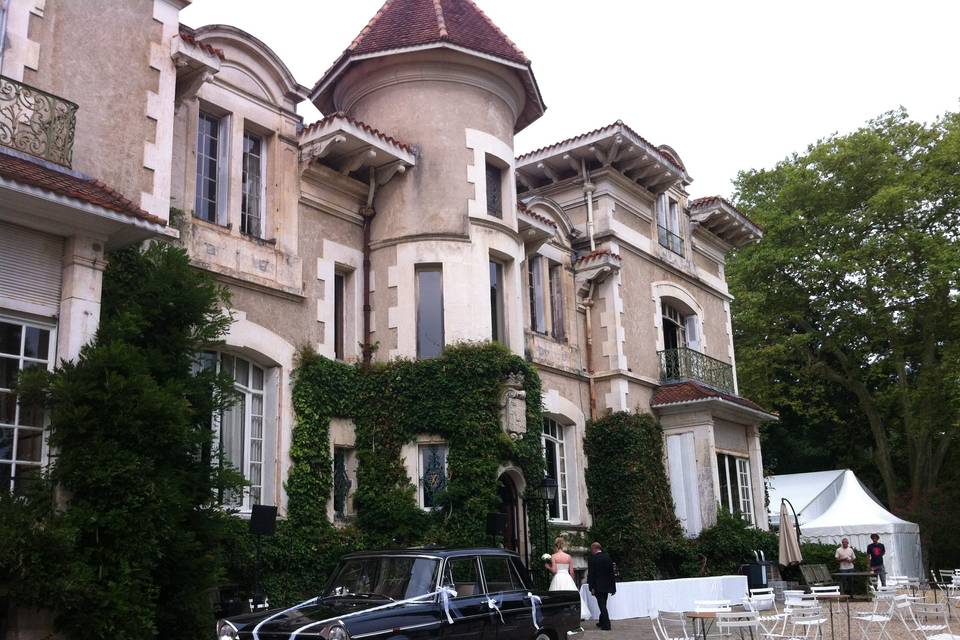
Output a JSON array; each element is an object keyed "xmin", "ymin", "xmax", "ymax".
[{"xmin": 534, "ymin": 632, "xmax": 552, "ymax": 640}]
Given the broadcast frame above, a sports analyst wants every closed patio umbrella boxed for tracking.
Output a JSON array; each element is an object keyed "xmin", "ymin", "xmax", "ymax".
[{"xmin": 779, "ymin": 499, "xmax": 803, "ymax": 566}]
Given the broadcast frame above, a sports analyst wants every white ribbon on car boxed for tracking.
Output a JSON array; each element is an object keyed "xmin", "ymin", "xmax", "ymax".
[
  {"xmin": 255, "ymin": 588, "xmax": 461, "ymax": 640},
  {"xmin": 486, "ymin": 595, "xmax": 505, "ymax": 623},
  {"xmin": 527, "ymin": 592, "xmax": 543, "ymax": 630}
]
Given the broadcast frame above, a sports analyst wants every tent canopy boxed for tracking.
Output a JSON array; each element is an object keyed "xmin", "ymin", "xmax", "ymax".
[{"xmin": 767, "ymin": 469, "xmax": 922, "ymax": 579}]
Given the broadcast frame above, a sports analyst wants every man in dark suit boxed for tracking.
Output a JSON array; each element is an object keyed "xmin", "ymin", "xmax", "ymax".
[{"xmin": 587, "ymin": 541, "xmax": 616, "ymax": 631}]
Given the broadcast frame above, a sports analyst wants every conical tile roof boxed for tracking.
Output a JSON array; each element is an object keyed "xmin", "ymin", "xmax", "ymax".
[{"xmin": 347, "ymin": 0, "xmax": 528, "ymax": 64}]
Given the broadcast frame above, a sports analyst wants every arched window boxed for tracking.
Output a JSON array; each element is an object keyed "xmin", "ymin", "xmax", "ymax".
[
  {"xmin": 661, "ymin": 300, "xmax": 700, "ymax": 353},
  {"xmin": 198, "ymin": 351, "xmax": 270, "ymax": 511}
]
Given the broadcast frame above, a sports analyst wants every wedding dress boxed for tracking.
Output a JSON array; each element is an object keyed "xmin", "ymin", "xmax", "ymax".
[{"xmin": 549, "ymin": 562, "xmax": 578, "ymax": 591}]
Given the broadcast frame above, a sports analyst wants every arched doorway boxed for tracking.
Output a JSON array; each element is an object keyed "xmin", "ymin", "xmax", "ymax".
[{"xmin": 497, "ymin": 473, "xmax": 520, "ymax": 553}]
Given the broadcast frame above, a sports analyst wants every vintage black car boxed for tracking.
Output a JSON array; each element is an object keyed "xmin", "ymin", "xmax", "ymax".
[{"xmin": 216, "ymin": 547, "xmax": 583, "ymax": 640}]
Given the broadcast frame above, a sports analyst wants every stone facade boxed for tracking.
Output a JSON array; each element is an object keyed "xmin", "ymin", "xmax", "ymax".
[{"xmin": 0, "ymin": 2, "xmax": 777, "ymax": 615}]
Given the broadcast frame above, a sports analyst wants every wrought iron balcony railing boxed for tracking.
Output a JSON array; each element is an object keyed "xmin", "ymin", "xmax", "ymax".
[
  {"xmin": 658, "ymin": 225, "xmax": 684, "ymax": 257},
  {"xmin": 0, "ymin": 75, "xmax": 77, "ymax": 166},
  {"xmin": 658, "ymin": 347, "xmax": 735, "ymax": 394}
]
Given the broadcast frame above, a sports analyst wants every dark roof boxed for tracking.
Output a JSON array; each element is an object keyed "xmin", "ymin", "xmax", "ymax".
[
  {"xmin": 300, "ymin": 112, "xmax": 414, "ymax": 154},
  {"xmin": 347, "ymin": 0, "xmax": 528, "ymax": 65},
  {"xmin": 574, "ymin": 248, "xmax": 620, "ymax": 264},
  {"xmin": 178, "ymin": 26, "xmax": 226, "ymax": 60},
  {"xmin": 690, "ymin": 195, "xmax": 763, "ymax": 231},
  {"xmin": 651, "ymin": 380, "xmax": 771, "ymax": 415},
  {"xmin": 342, "ymin": 547, "xmax": 520, "ymax": 559},
  {"xmin": 0, "ymin": 149, "xmax": 165, "ymax": 225}
]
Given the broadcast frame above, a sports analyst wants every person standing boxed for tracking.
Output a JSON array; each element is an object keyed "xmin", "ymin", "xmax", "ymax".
[
  {"xmin": 866, "ymin": 533, "xmax": 886, "ymax": 587},
  {"xmin": 835, "ymin": 538, "xmax": 856, "ymax": 594},
  {"xmin": 587, "ymin": 541, "xmax": 616, "ymax": 631}
]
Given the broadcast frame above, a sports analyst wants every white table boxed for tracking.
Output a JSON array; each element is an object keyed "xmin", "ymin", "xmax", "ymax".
[{"xmin": 579, "ymin": 575, "xmax": 748, "ymax": 621}]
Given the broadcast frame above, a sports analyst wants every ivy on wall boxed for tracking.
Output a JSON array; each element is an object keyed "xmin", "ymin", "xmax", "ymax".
[
  {"xmin": 584, "ymin": 411, "xmax": 683, "ymax": 580},
  {"xmin": 234, "ymin": 342, "xmax": 550, "ymax": 605}
]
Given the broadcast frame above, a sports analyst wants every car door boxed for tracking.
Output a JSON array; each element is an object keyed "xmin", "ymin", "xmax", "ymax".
[
  {"xmin": 440, "ymin": 555, "xmax": 493, "ymax": 640},
  {"xmin": 479, "ymin": 555, "xmax": 532, "ymax": 640}
]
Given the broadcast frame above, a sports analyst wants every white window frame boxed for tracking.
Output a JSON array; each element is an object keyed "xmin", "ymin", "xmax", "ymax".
[
  {"xmin": 718, "ymin": 452, "xmax": 754, "ymax": 525},
  {"xmin": 417, "ymin": 442, "xmax": 449, "ymax": 511},
  {"xmin": 240, "ymin": 130, "xmax": 266, "ymax": 238},
  {"xmin": 542, "ymin": 418, "xmax": 570, "ymax": 523},
  {"xmin": 205, "ymin": 351, "xmax": 268, "ymax": 512},
  {"xmin": 0, "ymin": 314, "xmax": 56, "ymax": 494},
  {"xmin": 195, "ymin": 110, "xmax": 230, "ymax": 225}
]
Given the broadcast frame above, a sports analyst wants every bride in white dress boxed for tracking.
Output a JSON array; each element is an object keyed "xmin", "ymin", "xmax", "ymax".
[{"xmin": 545, "ymin": 537, "xmax": 578, "ymax": 591}]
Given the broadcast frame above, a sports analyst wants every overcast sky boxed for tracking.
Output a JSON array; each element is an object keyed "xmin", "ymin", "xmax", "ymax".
[{"xmin": 181, "ymin": 0, "xmax": 960, "ymax": 199}]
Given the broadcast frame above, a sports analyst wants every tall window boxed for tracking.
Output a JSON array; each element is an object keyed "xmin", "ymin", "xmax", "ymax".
[
  {"xmin": 241, "ymin": 132, "xmax": 264, "ymax": 237},
  {"xmin": 416, "ymin": 266, "xmax": 444, "ymax": 359},
  {"xmin": 661, "ymin": 302, "xmax": 687, "ymax": 351},
  {"xmin": 195, "ymin": 111, "xmax": 225, "ymax": 223},
  {"xmin": 542, "ymin": 418, "xmax": 569, "ymax": 522},
  {"xmin": 486, "ymin": 161, "xmax": 502, "ymax": 218},
  {"xmin": 548, "ymin": 262, "xmax": 565, "ymax": 341},
  {"xmin": 717, "ymin": 453, "xmax": 754, "ymax": 524},
  {"xmin": 0, "ymin": 319, "xmax": 51, "ymax": 494},
  {"xmin": 419, "ymin": 443, "xmax": 448, "ymax": 509},
  {"xmin": 489, "ymin": 260, "xmax": 506, "ymax": 343},
  {"xmin": 528, "ymin": 257, "xmax": 546, "ymax": 334},
  {"xmin": 333, "ymin": 272, "xmax": 345, "ymax": 360},
  {"xmin": 657, "ymin": 194, "xmax": 683, "ymax": 256},
  {"xmin": 333, "ymin": 446, "xmax": 354, "ymax": 519},
  {"xmin": 205, "ymin": 352, "xmax": 266, "ymax": 510}
]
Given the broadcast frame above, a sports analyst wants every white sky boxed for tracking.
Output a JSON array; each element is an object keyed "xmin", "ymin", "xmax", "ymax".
[{"xmin": 181, "ymin": 0, "xmax": 960, "ymax": 199}]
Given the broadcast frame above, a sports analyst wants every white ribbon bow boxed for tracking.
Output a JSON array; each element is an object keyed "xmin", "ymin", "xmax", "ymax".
[
  {"xmin": 439, "ymin": 586, "xmax": 458, "ymax": 624},
  {"xmin": 486, "ymin": 595, "xmax": 505, "ymax": 623},
  {"xmin": 528, "ymin": 592, "xmax": 543, "ymax": 630}
]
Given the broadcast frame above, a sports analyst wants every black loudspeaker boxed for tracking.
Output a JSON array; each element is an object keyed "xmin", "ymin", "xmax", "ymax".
[
  {"xmin": 249, "ymin": 505, "xmax": 278, "ymax": 536},
  {"xmin": 486, "ymin": 512, "xmax": 508, "ymax": 537}
]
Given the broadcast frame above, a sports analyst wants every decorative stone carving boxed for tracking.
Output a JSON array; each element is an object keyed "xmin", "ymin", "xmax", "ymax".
[{"xmin": 500, "ymin": 373, "xmax": 527, "ymax": 440}]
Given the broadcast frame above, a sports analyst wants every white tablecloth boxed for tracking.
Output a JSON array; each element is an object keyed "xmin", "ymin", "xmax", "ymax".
[{"xmin": 579, "ymin": 575, "xmax": 748, "ymax": 620}]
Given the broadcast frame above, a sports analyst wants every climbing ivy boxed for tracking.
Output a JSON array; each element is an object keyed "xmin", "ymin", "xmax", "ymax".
[
  {"xmin": 247, "ymin": 342, "xmax": 550, "ymax": 598},
  {"xmin": 584, "ymin": 411, "xmax": 683, "ymax": 580}
]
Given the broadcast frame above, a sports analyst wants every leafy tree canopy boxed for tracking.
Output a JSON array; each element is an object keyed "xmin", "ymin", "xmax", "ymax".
[{"xmin": 728, "ymin": 108, "xmax": 960, "ymax": 514}]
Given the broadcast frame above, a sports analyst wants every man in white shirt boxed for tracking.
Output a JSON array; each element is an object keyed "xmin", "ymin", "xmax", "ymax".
[{"xmin": 835, "ymin": 538, "xmax": 856, "ymax": 594}]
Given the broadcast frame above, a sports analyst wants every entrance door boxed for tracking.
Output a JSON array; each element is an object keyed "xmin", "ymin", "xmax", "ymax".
[{"xmin": 497, "ymin": 475, "xmax": 519, "ymax": 553}]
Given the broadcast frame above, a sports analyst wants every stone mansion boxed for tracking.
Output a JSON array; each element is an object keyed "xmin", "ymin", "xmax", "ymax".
[{"xmin": 0, "ymin": 0, "xmax": 774, "ymax": 563}]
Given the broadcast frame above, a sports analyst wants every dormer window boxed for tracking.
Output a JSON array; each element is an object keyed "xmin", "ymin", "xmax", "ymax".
[
  {"xmin": 657, "ymin": 194, "xmax": 684, "ymax": 256},
  {"xmin": 486, "ymin": 161, "xmax": 502, "ymax": 218}
]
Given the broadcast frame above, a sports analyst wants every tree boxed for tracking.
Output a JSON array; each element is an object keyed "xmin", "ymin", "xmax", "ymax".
[
  {"xmin": 727, "ymin": 108, "xmax": 960, "ymax": 515},
  {"xmin": 4, "ymin": 242, "xmax": 243, "ymax": 640}
]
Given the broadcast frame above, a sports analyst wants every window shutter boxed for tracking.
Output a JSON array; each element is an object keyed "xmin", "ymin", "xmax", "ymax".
[
  {"xmin": 0, "ymin": 222, "xmax": 63, "ymax": 316},
  {"xmin": 685, "ymin": 315, "xmax": 700, "ymax": 351}
]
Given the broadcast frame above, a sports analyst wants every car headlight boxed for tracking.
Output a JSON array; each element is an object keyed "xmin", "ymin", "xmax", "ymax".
[
  {"xmin": 326, "ymin": 624, "xmax": 350, "ymax": 640},
  {"xmin": 217, "ymin": 619, "xmax": 239, "ymax": 640}
]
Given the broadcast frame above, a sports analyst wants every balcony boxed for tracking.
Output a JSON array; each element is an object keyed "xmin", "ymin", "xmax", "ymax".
[
  {"xmin": 0, "ymin": 76, "xmax": 77, "ymax": 166},
  {"xmin": 658, "ymin": 347, "xmax": 734, "ymax": 394},
  {"xmin": 658, "ymin": 225, "xmax": 684, "ymax": 257}
]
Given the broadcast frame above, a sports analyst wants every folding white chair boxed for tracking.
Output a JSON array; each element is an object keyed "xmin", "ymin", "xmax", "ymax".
[
  {"xmin": 853, "ymin": 594, "xmax": 902, "ymax": 640},
  {"xmin": 810, "ymin": 585, "xmax": 840, "ymax": 595},
  {"xmin": 743, "ymin": 593, "xmax": 786, "ymax": 635},
  {"xmin": 897, "ymin": 602, "xmax": 960, "ymax": 640},
  {"xmin": 767, "ymin": 605, "xmax": 827, "ymax": 640},
  {"xmin": 652, "ymin": 610, "xmax": 691, "ymax": 640},
  {"xmin": 716, "ymin": 611, "xmax": 761, "ymax": 640}
]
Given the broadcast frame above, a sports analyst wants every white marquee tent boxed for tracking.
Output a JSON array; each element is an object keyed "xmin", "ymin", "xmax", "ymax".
[{"xmin": 767, "ymin": 469, "xmax": 922, "ymax": 579}]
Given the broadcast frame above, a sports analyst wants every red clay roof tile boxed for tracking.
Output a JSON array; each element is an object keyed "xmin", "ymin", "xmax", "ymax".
[
  {"xmin": 300, "ymin": 112, "xmax": 415, "ymax": 154},
  {"xmin": 0, "ymin": 151, "xmax": 165, "ymax": 225},
  {"xmin": 651, "ymin": 380, "xmax": 770, "ymax": 414},
  {"xmin": 347, "ymin": 0, "xmax": 528, "ymax": 65},
  {"xmin": 574, "ymin": 248, "xmax": 620, "ymax": 264},
  {"xmin": 517, "ymin": 201, "xmax": 557, "ymax": 228},
  {"xmin": 178, "ymin": 28, "xmax": 226, "ymax": 61}
]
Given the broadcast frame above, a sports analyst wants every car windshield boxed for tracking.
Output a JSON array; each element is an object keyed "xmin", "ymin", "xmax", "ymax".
[{"xmin": 325, "ymin": 556, "xmax": 440, "ymax": 600}]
